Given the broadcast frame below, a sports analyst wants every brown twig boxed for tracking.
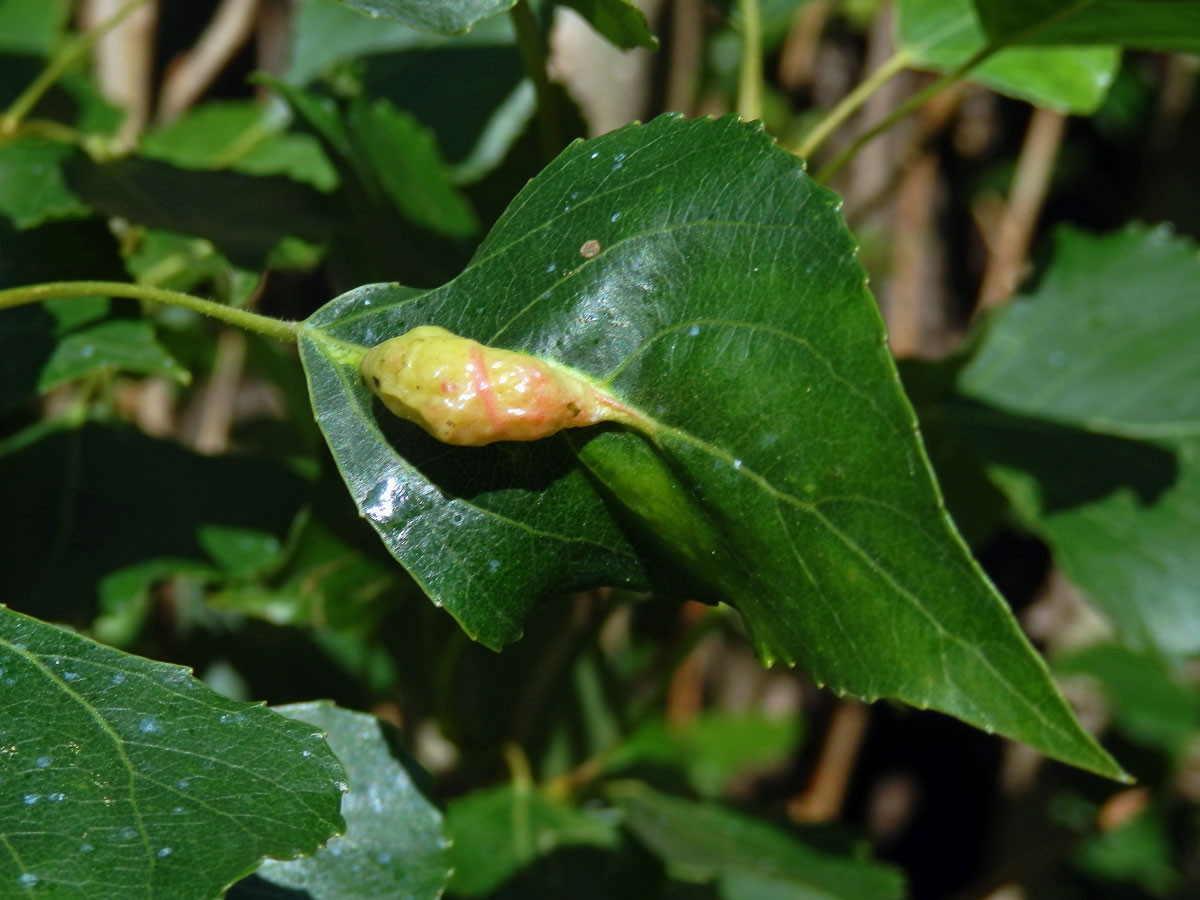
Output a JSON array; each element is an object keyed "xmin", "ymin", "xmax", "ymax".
[
  {"xmin": 82, "ymin": 0, "xmax": 157, "ymax": 145},
  {"xmin": 777, "ymin": 0, "xmax": 831, "ymax": 93},
  {"xmin": 664, "ymin": 0, "xmax": 703, "ymax": 114},
  {"xmin": 886, "ymin": 151, "xmax": 940, "ymax": 358},
  {"xmin": 192, "ymin": 327, "xmax": 247, "ymax": 454},
  {"xmin": 665, "ymin": 600, "xmax": 716, "ymax": 726},
  {"xmin": 974, "ymin": 107, "xmax": 1066, "ymax": 314},
  {"xmin": 787, "ymin": 699, "xmax": 870, "ymax": 822},
  {"xmin": 157, "ymin": 0, "xmax": 260, "ymax": 123}
]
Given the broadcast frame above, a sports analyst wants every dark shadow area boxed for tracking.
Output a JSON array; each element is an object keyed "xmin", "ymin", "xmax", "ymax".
[
  {"xmin": 0, "ymin": 423, "xmax": 307, "ymax": 623},
  {"xmin": 0, "ymin": 55, "xmax": 92, "ymax": 124},
  {"xmin": 844, "ymin": 703, "xmax": 1002, "ymax": 900},
  {"xmin": 370, "ymin": 397, "xmax": 588, "ymax": 501},
  {"xmin": 225, "ymin": 874, "xmax": 312, "ymax": 900},
  {"xmin": 0, "ymin": 217, "xmax": 141, "ymax": 418},
  {"xmin": 945, "ymin": 398, "xmax": 1179, "ymax": 513},
  {"xmin": 61, "ymin": 155, "xmax": 333, "ymax": 269},
  {"xmin": 484, "ymin": 841, "xmax": 671, "ymax": 900}
]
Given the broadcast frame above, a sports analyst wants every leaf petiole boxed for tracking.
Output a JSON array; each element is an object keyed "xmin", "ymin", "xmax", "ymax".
[{"xmin": 0, "ymin": 280, "xmax": 299, "ymax": 344}]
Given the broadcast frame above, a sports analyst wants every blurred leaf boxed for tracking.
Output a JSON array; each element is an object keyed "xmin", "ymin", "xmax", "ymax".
[
  {"xmin": 897, "ymin": 0, "xmax": 1118, "ymax": 113},
  {"xmin": 445, "ymin": 783, "xmax": 620, "ymax": 896},
  {"xmin": 256, "ymin": 702, "xmax": 451, "ymax": 900},
  {"xmin": 299, "ymin": 114, "xmax": 1123, "ymax": 779},
  {"xmin": 122, "ymin": 229, "xmax": 258, "ymax": 300},
  {"xmin": 197, "ymin": 524, "xmax": 286, "ymax": 578},
  {"xmin": 139, "ymin": 101, "xmax": 338, "ymax": 192},
  {"xmin": 946, "ymin": 405, "xmax": 1200, "ymax": 659},
  {"xmin": 287, "ymin": 0, "xmax": 436, "ymax": 85},
  {"xmin": 608, "ymin": 781, "xmax": 904, "ymax": 899},
  {"xmin": 206, "ymin": 505, "xmax": 405, "ymax": 631},
  {"xmin": 607, "ymin": 711, "xmax": 803, "ymax": 798},
  {"xmin": 0, "ymin": 423, "xmax": 307, "ymax": 624},
  {"xmin": 38, "ymin": 318, "xmax": 190, "ymax": 390},
  {"xmin": 345, "ymin": 96, "xmax": 479, "ymax": 236},
  {"xmin": 954, "ymin": 226, "xmax": 1200, "ymax": 657},
  {"xmin": 257, "ymin": 77, "xmax": 472, "ymax": 285},
  {"xmin": 1072, "ymin": 804, "xmax": 1180, "ymax": 895},
  {"xmin": 960, "ymin": 225, "xmax": 1200, "ymax": 439},
  {"xmin": 0, "ymin": 137, "xmax": 88, "ymax": 229},
  {"xmin": 1057, "ymin": 644, "xmax": 1200, "ymax": 760},
  {"xmin": 284, "ymin": 1, "xmax": 530, "ymax": 183},
  {"xmin": 559, "ymin": 0, "xmax": 658, "ymax": 51},
  {"xmin": 330, "ymin": 0, "xmax": 515, "ymax": 34},
  {"xmin": 973, "ymin": 0, "xmax": 1200, "ymax": 54},
  {"xmin": 93, "ymin": 558, "xmax": 217, "ymax": 648},
  {"xmin": 0, "ymin": 219, "xmax": 126, "ymax": 415},
  {"xmin": 0, "ymin": 0, "xmax": 71, "ymax": 54},
  {"xmin": 0, "ymin": 607, "xmax": 347, "ymax": 900},
  {"xmin": 61, "ymin": 155, "xmax": 333, "ymax": 269}
]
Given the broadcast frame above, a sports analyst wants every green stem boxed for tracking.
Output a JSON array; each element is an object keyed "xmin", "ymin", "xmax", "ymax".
[
  {"xmin": 795, "ymin": 49, "xmax": 913, "ymax": 161},
  {"xmin": 814, "ymin": 0, "xmax": 1100, "ymax": 183},
  {"xmin": 510, "ymin": 0, "xmax": 561, "ymax": 162},
  {"xmin": 0, "ymin": 281, "xmax": 299, "ymax": 344},
  {"xmin": 736, "ymin": 0, "xmax": 763, "ymax": 121},
  {"xmin": 0, "ymin": 0, "xmax": 151, "ymax": 136},
  {"xmin": 814, "ymin": 42, "xmax": 996, "ymax": 183}
]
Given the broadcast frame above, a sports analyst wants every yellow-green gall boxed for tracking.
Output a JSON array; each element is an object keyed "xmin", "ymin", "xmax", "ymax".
[{"xmin": 360, "ymin": 326, "xmax": 652, "ymax": 446}]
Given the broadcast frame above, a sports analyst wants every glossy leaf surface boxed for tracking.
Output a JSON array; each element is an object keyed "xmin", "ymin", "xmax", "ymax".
[
  {"xmin": 256, "ymin": 702, "xmax": 451, "ymax": 900},
  {"xmin": 0, "ymin": 607, "xmax": 346, "ymax": 900},
  {"xmin": 300, "ymin": 113, "xmax": 1122, "ymax": 778},
  {"xmin": 898, "ymin": 0, "xmax": 1118, "ymax": 113}
]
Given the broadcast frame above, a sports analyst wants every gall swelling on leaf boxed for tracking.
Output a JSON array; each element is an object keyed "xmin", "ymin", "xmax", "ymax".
[{"xmin": 360, "ymin": 325, "xmax": 654, "ymax": 446}]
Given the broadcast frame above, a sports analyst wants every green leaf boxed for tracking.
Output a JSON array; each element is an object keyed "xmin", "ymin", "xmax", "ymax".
[
  {"xmin": 951, "ymin": 408, "xmax": 1200, "ymax": 659},
  {"xmin": 287, "ymin": 0, "xmax": 438, "ymax": 85},
  {"xmin": 897, "ymin": 0, "xmax": 1118, "ymax": 113},
  {"xmin": 0, "ymin": 0, "xmax": 71, "ymax": 54},
  {"xmin": 255, "ymin": 702, "xmax": 451, "ymax": 900},
  {"xmin": 608, "ymin": 781, "xmax": 904, "ymax": 899},
  {"xmin": 299, "ymin": 113, "xmax": 1124, "ymax": 779},
  {"xmin": 606, "ymin": 711, "xmax": 803, "ymax": 798},
  {"xmin": 345, "ymin": 96, "xmax": 479, "ymax": 236},
  {"xmin": 972, "ymin": 0, "xmax": 1200, "ymax": 54},
  {"xmin": 0, "ymin": 607, "xmax": 347, "ymax": 900},
  {"xmin": 952, "ymin": 226, "xmax": 1200, "ymax": 658},
  {"xmin": 139, "ymin": 100, "xmax": 337, "ymax": 192},
  {"xmin": 1057, "ymin": 644, "xmax": 1200, "ymax": 759},
  {"xmin": 0, "ymin": 138, "xmax": 88, "ymax": 229},
  {"xmin": 959, "ymin": 225, "xmax": 1200, "ymax": 439},
  {"xmin": 445, "ymin": 783, "xmax": 620, "ymax": 896},
  {"xmin": 331, "ymin": 0, "xmax": 515, "ymax": 35},
  {"xmin": 284, "ymin": 1, "xmax": 530, "ymax": 183},
  {"xmin": 1072, "ymin": 803, "xmax": 1180, "ymax": 894},
  {"xmin": 38, "ymin": 319, "xmax": 190, "ymax": 390},
  {"xmin": 558, "ymin": 0, "xmax": 658, "ymax": 51}
]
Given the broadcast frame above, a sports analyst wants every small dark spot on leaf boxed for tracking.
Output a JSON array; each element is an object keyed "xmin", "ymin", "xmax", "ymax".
[{"xmin": 372, "ymin": 376, "xmax": 381, "ymax": 387}]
